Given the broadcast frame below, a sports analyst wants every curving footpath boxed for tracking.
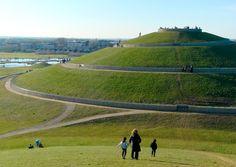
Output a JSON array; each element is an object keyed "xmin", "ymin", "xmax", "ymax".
[
  {"xmin": 0, "ymin": 74, "xmax": 156, "ymax": 139},
  {"xmin": 0, "ymin": 110, "xmax": 154, "ymax": 139},
  {"xmin": 0, "ymin": 103, "xmax": 76, "ymax": 139},
  {"xmin": 62, "ymin": 63, "xmax": 236, "ymax": 74},
  {"xmin": 6, "ymin": 76, "xmax": 236, "ymax": 115}
]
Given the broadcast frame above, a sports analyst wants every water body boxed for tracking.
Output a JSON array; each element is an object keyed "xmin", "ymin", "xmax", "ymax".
[{"xmin": 0, "ymin": 58, "xmax": 63, "ymax": 68}]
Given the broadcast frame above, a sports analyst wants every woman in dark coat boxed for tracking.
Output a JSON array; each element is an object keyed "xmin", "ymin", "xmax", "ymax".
[{"xmin": 129, "ymin": 129, "xmax": 141, "ymax": 160}]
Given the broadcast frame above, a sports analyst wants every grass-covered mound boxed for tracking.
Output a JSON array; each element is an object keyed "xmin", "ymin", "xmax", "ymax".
[
  {"xmin": 72, "ymin": 44, "xmax": 236, "ymax": 67},
  {"xmin": 16, "ymin": 65, "xmax": 236, "ymax": 106},
  {"xmin": 123, "ymin": 31, "xmax": 227, "ymax": 45}
]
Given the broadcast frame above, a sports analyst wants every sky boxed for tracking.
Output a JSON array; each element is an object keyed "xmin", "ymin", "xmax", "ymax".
[{"xmin": 0, "ymin": 0, "xmax": 235, "ymax": 39}]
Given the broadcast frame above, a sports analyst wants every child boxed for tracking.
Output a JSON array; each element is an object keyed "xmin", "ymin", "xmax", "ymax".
[
  {"xmin": 118, "ymin": 137, "xmax": 129, "ymax": 159},
  {"xmin": 150, "ymin": 139, "xmax": 158, "ymax": 157}
]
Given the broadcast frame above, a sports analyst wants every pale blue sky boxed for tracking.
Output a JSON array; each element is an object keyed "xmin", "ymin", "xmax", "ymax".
[{"xmin": 0, "ymin": 0, "xmax": 235, "ymax": 39}]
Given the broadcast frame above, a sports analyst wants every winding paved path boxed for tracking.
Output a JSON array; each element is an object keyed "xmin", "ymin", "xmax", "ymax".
[
  {"xmin": 5, "ymin": 76, "xmax": 236, "ymax": 115},
  {"xmin": 0, "ymin": 72, "xmax": 24, "ymax": 80},
  {"xmin": 0, "ymin": 75, "xmax": 156, "ymax": 139},
  {"xmin": 37, "ymin": 104, "xmax": 76, "ymax": 128},
  {"xmin": 62, "ymin": 63, "xmax": 236, "ymax": 74},
  {"xmin": 0, "ymin": 110, "xmax": 154, "ymax": 139}
]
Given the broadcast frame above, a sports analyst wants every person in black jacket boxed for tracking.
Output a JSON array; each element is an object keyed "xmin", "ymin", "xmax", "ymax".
[
  {"xmin": 150, "ymin": 139, "xmax": 158, "ymax": 157},
  {"xmin": 129, "ymin": 129, "xmax": 141, "ymax": 160}
]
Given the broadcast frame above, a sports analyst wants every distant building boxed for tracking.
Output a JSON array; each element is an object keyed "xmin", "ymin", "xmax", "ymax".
[{"xmin": 0, "ymin": 37, "xmax": 116, "ymax": 54}]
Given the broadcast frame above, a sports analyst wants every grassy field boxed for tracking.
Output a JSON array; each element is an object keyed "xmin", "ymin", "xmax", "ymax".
[
  {"xmin": 1, "ymin": 112, "xmax": 236, "ymax": 166},
  {"xmin": 0, "ymin": 52, "xmax": 67, "ymax": 59},
  {"xmin": 0, "ymin": 146, "xmax": 235, "ymax": 167},
  {"xmin": 15, "ymin": 65, "xmax": 236, "ymax": 106},
  {"xmin": 0, "ymin": 67, "xmax": 29, "ymax": 76},
  {"xmin": 0, "ymin": 79, "xmax": 65, "ymax": 133},
  {"xmin": 123, "ymin": 31, "xmax": 226, "ymax": 45},
  {"xmin": 72, "ymin": 44, "xmax": 236, "ymax": 67}
]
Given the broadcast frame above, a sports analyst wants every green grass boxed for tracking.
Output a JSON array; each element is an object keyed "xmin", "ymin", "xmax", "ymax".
[
  {"xmin": 1, "ymin": 112, "xmax": 236, "ymax": 154},
  {"xmin": 0, "ymin": 67, "xmax": 29, "ymax": 76},
  {"xmin": 16, "ymin": 65, "xmax": 236, "ymax": 106},
  {"xmin": 0, "ymin": 80, "xmax": 65, "ymax": 133},
  {"xmin": 0, "ymin": 146, "xmax": 235, "ymax": 167},
  {"xmin": 72, "ymin": 44, "xmax": 236, "ymax": 67},
  {"xmin": 123, "ymin": 31, "xmax": 226, "ymax": 45},
  {"xmin": 0, "ymin": 52, "xmax": 67, "ymax": 59}
]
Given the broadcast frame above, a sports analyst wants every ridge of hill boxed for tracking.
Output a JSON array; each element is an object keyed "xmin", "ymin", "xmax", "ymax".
[
  {"xmin": 71, "ymin": 31, "xmax": 235, "ymax": 67},
  {"xmin": 123, "ymin": 31, "xmax": 228, "ymax": 45}
]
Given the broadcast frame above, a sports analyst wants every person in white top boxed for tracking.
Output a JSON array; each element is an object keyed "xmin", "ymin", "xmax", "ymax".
[{"xmin": 118, "ymin": 137, "xmax": 129, "ymax": 159}]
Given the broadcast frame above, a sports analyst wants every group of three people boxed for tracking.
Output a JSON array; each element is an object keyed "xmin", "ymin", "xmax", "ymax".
[{"xmin": 118, "ymin": 129, "xmax": 158, "ymax": 160}]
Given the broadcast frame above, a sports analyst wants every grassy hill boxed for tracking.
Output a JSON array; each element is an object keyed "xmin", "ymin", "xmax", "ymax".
[
  {"xmin": 72, "ymin": 44, "xmax": 236, "ymax": 67},
  {"xmin": 15, "ymin": 65, "xmax": 236, "ymax": 106},
  {"xmin": 1, "ymin": 29, "xmax": 236, "ymax": 166},
  {"xmin": 123, "ymin": 31, "xmax": 227, "ymax": 45},
  {"xmin": 1, "ymin": 112, "xmax": 236, "ymax": 166},
  {"xmin": 13, "ymin": 31, "xmax": 236, "ymax": 107},
  {"xmin": 72, "ymin": 30, "xmax": 235, "ymax": 67}
]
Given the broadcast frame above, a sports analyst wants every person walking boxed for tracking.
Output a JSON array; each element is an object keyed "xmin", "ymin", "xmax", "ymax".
[
  {"xmin": 118, "ymin": 137, "xmax": 129, "ymax": 159},
  {"xmin": 150, "ymin": 139, "xmax": 158, "ymax": 157},
  {"xmin": 129, "ymin": 129, "xmax": 141, "ymax": 160}
]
